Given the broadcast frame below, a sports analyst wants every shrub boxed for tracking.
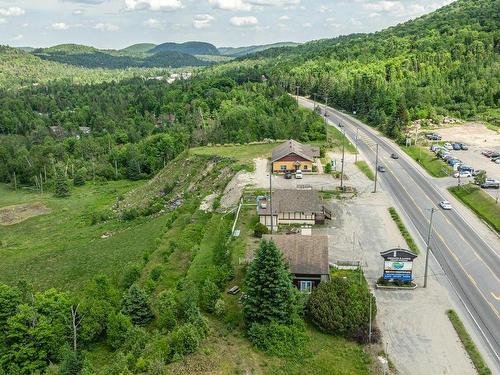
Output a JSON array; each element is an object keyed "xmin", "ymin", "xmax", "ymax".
[
  {"xmin": 122, "ymin": 264, "xmax": 141, "ymax": 289},
  {"xmin": 54, "ymin": 168, "xmax": 70, "ymax": 198},
  {"xmin": 200, "ymin": 279, "xmax": 220, "ymax": 313},
  {"xmin": 156, "ymin": 290, "xmax": 177, "ymax": 333},
  {"xmin": 247, "ymin": 321, "xmax": 308, "ymax": 357},
  {"xmin": 122, "ymin": 208, "xmax": 139, "ymax": 221},
  {"xmin": 214, "ymin": 299, "xmax": 225, "ymax": 317},
  {"xmin": 307, "ymin": 277, "xmax": 376, "ymax": 341},
  {"xmin": 107, "ymin": 311, "xmax": 133, "ymax": 350},
  {"xmin": 150, "ymin": 266, "xmax": 162, "ymax": 281},
  {"xmin": 324, "ymin": 162, "xmax": 332, "ymax": 174},
  {"xmin": 253, "ymin": 222, "xmax": 269, "ymax": 238},
  {"xmin": 169, "ymin": 323, "xmax": 200, "ymax": 360},
  {"xmin": 73, "ymin": 170, "xmax": 85, "ymax": 186}
]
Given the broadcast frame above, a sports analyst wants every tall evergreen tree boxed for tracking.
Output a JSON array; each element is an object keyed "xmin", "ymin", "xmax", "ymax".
[
  {"xmin": 243, "ymin": 240, "xmax": 297, "ymax": 325},
  {"xmin": 54, "ymin": 167, "xmax": 70, "ymax": 198},
  {"xmin": 121, "ymin": 284, "xmax": 153, "ymax": 326}
]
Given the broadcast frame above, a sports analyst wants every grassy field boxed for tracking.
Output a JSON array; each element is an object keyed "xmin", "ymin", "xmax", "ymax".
[
  {"xmin": 191, "ymin": 143, "xmax": 277, "ymax": 164},
  {"xmin": 355, "ymin": 161, "xmax": 375, "ymax": 181},
  {"xmin": 325, "ymin": 126, "xmax": 357, "ymax": 153},
  {"xmin": 447, "ymin": 310, "xmax": 491, "ymax": 375},
  {"xmin": 449, "ymin": 185, "xmax": 500, "ymax": 232},
  {"xmin": 402, "ymin": 145, "xmax": 452, "ymax": 178},
  {"xmin": 0, "ymin": 181, "xmax": 171, "ymax": 292}
]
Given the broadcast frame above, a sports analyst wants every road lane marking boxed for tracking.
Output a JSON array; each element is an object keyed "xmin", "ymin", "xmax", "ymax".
[{"xmin": 492, "ymin": 293, "xmax": 500, "ymax": 301}]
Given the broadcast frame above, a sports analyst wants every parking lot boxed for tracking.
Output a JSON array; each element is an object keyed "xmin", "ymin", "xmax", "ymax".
[{"xmin": 434, "ymin": 123, "xmax": 500, "ymax": 198}]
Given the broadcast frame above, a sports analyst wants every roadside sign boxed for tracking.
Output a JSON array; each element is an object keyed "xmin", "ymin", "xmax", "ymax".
[{"xmin": 380, "ymin": 248, "xmax": 417, "ymax": 281}]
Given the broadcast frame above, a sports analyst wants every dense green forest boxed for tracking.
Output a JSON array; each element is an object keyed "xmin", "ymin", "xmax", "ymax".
[
  {"xmin": 0, "ymin": 75, "xmax": 325, "ymax": 187},
  {"xmin": 32, "ymin": 44, "xmax": 210, "ymax": 69},
  {"xmin": 0, "ymin": 46, "xmax": 173, "ymax": 89},
  {"xmin": 227, "ymin": 0, "xmax": 499, "ymax": 135},
  {"xmin": 218, "ymin": 42, "xmax": 300, "ymax": 57}
]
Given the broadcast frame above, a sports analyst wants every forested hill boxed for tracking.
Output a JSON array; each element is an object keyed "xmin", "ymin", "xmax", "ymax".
[
  {"xmin": 150, "ymin": 41, "xmax": 220, "ymax": 55},
  {"xmin": 240, "ymin": 0, "xmax": 499, "ymax": 133},
  {"xmin": 32, "ymin": 44, "xmax": 210, "ymax": 69},
  {"xmin": 219, "ymin": 42, "xmax": 300, "ymax": 57}
]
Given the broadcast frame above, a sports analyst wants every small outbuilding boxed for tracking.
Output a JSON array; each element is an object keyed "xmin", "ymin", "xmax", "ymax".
[
  {"xmin": 263, "ymin": 234, "xmax": 330, "ymax": 293},
  {"xmin": 271, "ymin": 139, "xmax": 320, "ymax": 173}
]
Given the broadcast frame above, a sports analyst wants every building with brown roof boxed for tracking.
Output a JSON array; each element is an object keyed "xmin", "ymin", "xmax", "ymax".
[
  {"xmin": 257, "ymin": 189, "xmax": 330, "ymax": 230},
  {"xmin": 263, "ymin": 234, "xmax": 330, "ymax": 292},
  {"xmin": 271, "ymin": 139, "xmax": 320, "ymax": 173}
]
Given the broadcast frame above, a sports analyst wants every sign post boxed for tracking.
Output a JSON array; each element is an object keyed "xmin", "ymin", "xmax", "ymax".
[{"xmin": 380, "ymin": 248, "xmax": 417, "ymax": 282}]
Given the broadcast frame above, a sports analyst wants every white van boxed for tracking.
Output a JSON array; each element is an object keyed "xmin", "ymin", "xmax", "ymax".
[{"xmin": 295, "ymin": 170, "xmax": 303, "ymax": 179}]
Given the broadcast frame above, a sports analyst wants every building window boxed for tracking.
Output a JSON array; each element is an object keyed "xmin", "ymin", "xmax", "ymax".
[
  {"xmin": 303, "ymin": 164, "xmax": 308, "ymax": 170},
  {"xmin": 298, "ymin": 280, "xmax": 313, "ymax": 293},
  {"xmin": 280, "ymin": 165, "xmax": 287, "ymax": 170}
]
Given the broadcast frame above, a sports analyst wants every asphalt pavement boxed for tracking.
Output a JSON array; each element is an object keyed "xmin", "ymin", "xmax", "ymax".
[{"xmin": 299, "ymin": 97, "xmax": 500, "ymax": 371}]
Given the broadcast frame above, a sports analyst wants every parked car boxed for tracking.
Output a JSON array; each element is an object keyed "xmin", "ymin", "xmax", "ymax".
[
  {"xmin": 444, "ymin": 143, "xmax": 453, "ymax": 150},
  {"xmin": 494, "ymin": 158, "xmax": 500, "ymax": 164},
  {"xmin": 472, "ymin": 169, "xmax": 485, "ymax": 176},
  {"xmin": 453, "ymin": 171, "xmax": 472, "ymax": 178},
  {"xmin": 448, "ymin": 158, "xmax": 461, "ymax": 166},
  {"xmin": 481, "ymin": 179, "xmax": 500, "ymax": 189},
  {"xmin": 491, "ymin": 156, "xmax": 500, "ymax": 163},
  {"xmin": 377, "ymin": 165, "xmax": 386, "ymax": 172},
  {"xmin": 452, "ymin": 143, "xmax": 462, "ymax": 150},
  {"xmin": 430, "ymin": 145, "xmax": 440, "ymax": 152},
  {"xmin": 439, "ymin": 201, "xmax": 452, "ymax": 210},
  {"xmin": 426, "ymin": 133, "xmax": 442, "ymax": 141},
  {"xmin": 458, "ymin": 165, "xmax": 474, "ymax": 173},
  {"xmin": 460, "ymin": 144, "xmax": 469, "ymax": 150},
  {"xmin": 295, "ymin": 170, "xmax": 303, "ymax": 179},
  {"xmin": 390, "ymin": 153, "xmax": 399, "ymax": 159},
  {"xmin": 442, "ymin": 154, "xmax": 453, "ymax": 161},
  {"xmin": 284, "ymin": 171, "xmax": 292, "ymax": 179},
  {"xmin": 490, "ymin": 152, "xmax": 500, "ymax": 159}
]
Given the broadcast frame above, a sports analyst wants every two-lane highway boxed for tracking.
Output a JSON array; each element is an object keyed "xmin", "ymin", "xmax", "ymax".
[{"xmin": 299, "ymin": 97, "xmax": 500, "ymax": 370}]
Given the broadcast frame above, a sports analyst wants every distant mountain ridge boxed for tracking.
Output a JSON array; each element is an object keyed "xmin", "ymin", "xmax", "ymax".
[
  {"xmin": 219, "ymin": 42, "xmax": 300, "ymax": 57},
  {"xmin": 121, "ymin": 43, "xmax": 157, "ymax": 53},
  {"xmin": 150, "ymin": 41, "xmax": 220, "ymax": 56}
]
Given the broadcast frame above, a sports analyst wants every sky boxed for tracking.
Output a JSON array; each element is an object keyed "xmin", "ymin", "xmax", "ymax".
[{"xmin": 0, "ymin": 0, "xmax": 455, "ymax": 49}]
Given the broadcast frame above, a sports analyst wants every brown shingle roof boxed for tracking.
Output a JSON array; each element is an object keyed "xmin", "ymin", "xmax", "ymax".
[
  {"xmin": 263, "ymin": 235, "xmax": 330, "ymax": 276},
  {"xmin": 271, "ymin": 140, "xmax": 320, "ymax": 162},
  {"xmin": 257, "ymin": 189, "xmax": 322, "ymax": 215}
]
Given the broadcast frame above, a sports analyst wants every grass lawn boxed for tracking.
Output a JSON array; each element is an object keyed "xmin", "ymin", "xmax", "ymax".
[
  {"xmin": 325, "ymin": 126, "xmax": 357, "ymax": 153},
  {"xmin": 447, "ymin": 310, "xmax": 491, "ymax": 375},
  {"xmin": 0, "ymin": 180, "xmax": 173, "ymax": 292},
  {"xmin": 355, "ymin": 161, "xmax": 375, "ymax": 181},
  {"xmin": 402, "ymin": 145, "xmax": 452, "ymax": 178},
  {"xmin": 449, "ymin": 185, "xmax": 500, "ymax": 232},
  {"xmin": 190, "ymin": 143, "xmax": 277, "ymax": 163}
]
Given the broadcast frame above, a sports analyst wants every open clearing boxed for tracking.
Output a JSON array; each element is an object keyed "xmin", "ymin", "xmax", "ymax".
[
  {"xmin": 0, "ymin": 202, "xmax": 51, "ymax": 225},
  {"xmin": 436, "ymin": 122, "xmax": 500, "ymax": 149}
]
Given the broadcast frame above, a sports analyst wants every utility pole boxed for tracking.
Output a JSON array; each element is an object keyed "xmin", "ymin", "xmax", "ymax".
[
  {"xmin": 295, "ymin": 85, "xmax": 300, "ymax": 103},
  {"xmin": 354, "ymin": 127, "xmax": 359, "ymax": 163},
  {"xmin": 324, "ymin": 96, "xmax": 329, "ymax": 115},
  {"xmin": 373, "ymin": 144, "xmax": 379, "ymax": 193},
  {"xmin": 340, "ymin": 125, "xmax": 345, "ymax": 191},
  {"xmin": 496, "ymin": 187, "xmax": 499, "ymax": 204},
  {"xmin": 423, "ymin": 207, "xmax": 436, "ymax": 288},
  {"xmin": 313, "ymin": 93, "xmax": 317, "ymax": 111},
  {"xmin": 368, "ymin": 295, "xmax": 373, "ymax": 344},
  {"xmin": 13, "ymin": 171, "xmax": 17, "ymax": 192},
  {"xmin": 269, "ymin": 161, "xmax": 273, "ymax": 233}
]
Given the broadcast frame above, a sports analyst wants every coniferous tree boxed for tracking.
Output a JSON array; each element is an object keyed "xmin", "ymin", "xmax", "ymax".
[
  {"xmin": 121, "ymin": 284, "xmax": 153, "ymax": 326},
  {"xmin": 54, "ymin": 167, "xmax": 70, "ymax": 198},
  {"xmin": 243, "ymin": 240, "xmax": 297, "ymax": 325},
  {"xmin": 73, "ymin": 170, "xmax": 85, "ymax": 186}
]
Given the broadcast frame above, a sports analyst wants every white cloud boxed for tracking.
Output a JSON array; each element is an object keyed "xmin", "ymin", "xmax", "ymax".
[
  {"xmin": 230, "ymin": 15, "xmax": 258, "ymax": 26},
  {"xmin": 0, "ymin": 18, "xmax": 6, "ymax": 24},
  {"xmin": 12, "ymin": 34, "xmax": 23, "ymax": 41},
  {"xmin": 193, "ymin": 14, "xmax": 215, "ymax": 29},
  {"xmin": 248, "ymin": 0, "xmax": 300, "ymax": 5},
  {"xmin": 0, "ymin": 7, "xmax": 25, "ymax": 17},
  {"xmin": 302, "ymin": 22, "xmax": 311, "ymax": 27},
  {"xmin": 125, "ymin": 0, "xmax": 183, "ymax": 11},
  {"xmin": 52, "ymin": 22, "xmax": 70, "ymax": 30},
  {"xmin": 368, "ymin": 12, "xmax": 380, "ymax": 17},
  {"xmin": 94, "ymin": 22, "xmax": 119, "ymax": 31},
  {"xmin": 279, "ymin": 15, "xmax": 289, "ymax": 20},
  {"xmin": 144, "ymin": 18, "xmax": 164, "ymax": 29},
  {"xmin": 363, "ymin": 1, "xmax": 404, "ymax": 13},
  {"xmin": 72, "ymin": 9, "xmax": 85, "ymax": 15},
  {"xmin": 209, "ymin": 0, "xmax": 252, "ymax": 11}
]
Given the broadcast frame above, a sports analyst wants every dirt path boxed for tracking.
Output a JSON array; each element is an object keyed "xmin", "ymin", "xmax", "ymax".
[{"xmin": 0, "ymin": 202, "xmax": 51, "ymax": 225}]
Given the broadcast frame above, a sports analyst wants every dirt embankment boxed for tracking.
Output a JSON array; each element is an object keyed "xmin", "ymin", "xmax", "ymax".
[{"xmin": 0, "ymin": 202, "xmax": 51, "ymax": 225}]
